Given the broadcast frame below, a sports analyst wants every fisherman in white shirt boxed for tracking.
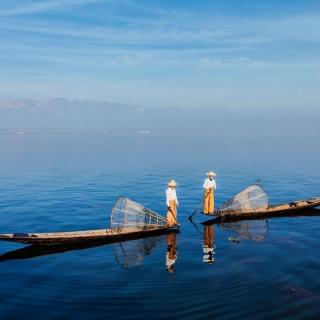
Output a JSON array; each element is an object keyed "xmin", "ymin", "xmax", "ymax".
[
  {"xmin": 203, "ymin": 171, "xmax": 217, "ymax": 214},
  {"xmin": 165, "ymin": 180, "xmax": 179, "ymax": 227}
]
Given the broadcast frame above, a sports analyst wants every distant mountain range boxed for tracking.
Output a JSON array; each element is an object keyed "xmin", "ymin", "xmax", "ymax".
[{"xmin": 0, "ymin": 98, "xmax": 318, "ymax": 131}]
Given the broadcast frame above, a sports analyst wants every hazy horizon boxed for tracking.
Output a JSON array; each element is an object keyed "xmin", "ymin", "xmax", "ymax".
[{"xmin": 1, "ymin": 98, "xmax": 319, "ymax": 131}]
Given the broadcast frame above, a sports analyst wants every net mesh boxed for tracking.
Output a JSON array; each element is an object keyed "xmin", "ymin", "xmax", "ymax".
[
  {"xmin": 110, "ymin": 197, "xmax": 167, "ymax": 234},
  {"xmin": 217, "ymin": 184, "xmax": 269, "ymax": 215},
  {"xmin": 112, "ymin": 235, "xmax": 165, "ymax": 269},
  {"xmin": 218, "ymin": 219, "xmax": 268, "ymax": 243}
]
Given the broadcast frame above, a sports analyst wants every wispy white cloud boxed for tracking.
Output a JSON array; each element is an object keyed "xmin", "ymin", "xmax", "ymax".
[
  {"xmin": 233, "ymin": 57, "xmax": 270, "ymax": 70},
  {"xmin": 103, "ymin": 53, "xmax": 153, "ymax": 68},
  {"xmin": 1, "ymin": 6, "xmax": 320, "ymax": 46},
  {"xmin": 198, "ymin": 58, "xmax": 222, "ymax": 70},
  {"xmin": 0, "ymin": 0, "xmax": 107, "ymax": 16}
]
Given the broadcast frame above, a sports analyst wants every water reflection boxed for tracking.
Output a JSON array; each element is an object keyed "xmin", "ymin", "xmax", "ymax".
[
  {"xmin": 199, "ymin": 209, "xmax": 320, "ymax": 245},
  {"xmin": 112, "ymin": 234, "xmax": 166, "ymax": 269},
  {"xmin": 217, "ymin": 220, "xmax": 269, "ymax": 243},
  {"xmin": 0, "ymin": 240, "xmax": 110, "ymax": 263},
  {"xmin": 203, "ymin": 225, "xmax": 215, "ymax": 264},
  {"xmin": 166, "ymin": 233, "xmax": 178, "ymax": 273},
  {"xmin": 190, "ymin": 221, "xmax": 216, "ymax": 264},
  {"xmin": 200, "ymin": 217, "xmax": 269, "ymax": 243},
  {"xmin": 0, "ymin": 231, "xmax": 180, "ymax": 270}
]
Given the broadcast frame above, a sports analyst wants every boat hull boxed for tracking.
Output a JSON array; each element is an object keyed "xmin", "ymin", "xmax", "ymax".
[
  {"xmin": 201, "ymin": 207, "xmax": 320, "ymax": 225},
  {"xmin": 201, "ymin": 196, "xmax": 320, "ymax": 218},
  {"xmin": 0, "ymin": 226, "xmax": 179, "ymax": 245},
  {"xmin": 0, "ymin": 229, "xmax": 180, "ymax": 263}
]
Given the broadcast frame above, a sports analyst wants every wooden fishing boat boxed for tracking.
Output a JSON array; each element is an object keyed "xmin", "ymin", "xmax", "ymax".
[
  {"xmin": 201, "ymin": 185, "xmax": 320, "ymax": 218},
  {"xmin": 0, "ymin": 196, "xmax": 179, "ymax": 245},
  {"xmin": 0, "ymin": 226, "xmax": 178, "ymax": 246},
  {"xmin": 0, "ymin": 229, "xmax": 180, "ymax": 264},
  {"xmin": 201, "ymin": 207, "xmax": 320, "ymax": 225},
  {"xmin": 0, "ymin": 229, "xmax": 180, "ymax": 263}
]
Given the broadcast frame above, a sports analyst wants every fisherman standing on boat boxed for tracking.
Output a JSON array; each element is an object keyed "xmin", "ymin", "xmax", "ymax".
[
  {"xmin": 166, "ymin": 180, "xmax": 179, "ymax": 227},
  {"xmin": 203, "ymin": 171, "xmax": 217, "ymax": 214}
]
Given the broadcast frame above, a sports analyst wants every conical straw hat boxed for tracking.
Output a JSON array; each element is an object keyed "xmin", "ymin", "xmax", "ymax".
[
  {"xmin": 167, "ymin": 180, "xmax": 178, "ymax": 186},
  {"xmin": 206, "ymin": 171, "xmax": 217, "ymax": 176}
]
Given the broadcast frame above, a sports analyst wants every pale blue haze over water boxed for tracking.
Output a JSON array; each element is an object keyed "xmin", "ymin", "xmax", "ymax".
[{"xmin": 0, "ymin": 130, "xmax": 320, "ymax": 319}]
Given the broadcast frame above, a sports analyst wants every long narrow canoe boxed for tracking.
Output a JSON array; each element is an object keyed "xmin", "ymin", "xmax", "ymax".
[
  {"xmin": 200, "ymin": 184, "xmax": 320, "ymax": 219},
  {"xmin": 0, "ymin": 229, "xmax": 180, "ymax": 263},
  {"xmin": 0, "ymin": 196, "xmax": 180, "ymax": 245},
  {"xmin": 201, "ymin": 196, "xmax": 320, "ymax": 218},
  {"xmin": 0, "ymin": 225, "xmax": 179, "ymax": 246},
  {"xmin": 202, "ymin": 207, "xmax": 320, "ymax": 225}
]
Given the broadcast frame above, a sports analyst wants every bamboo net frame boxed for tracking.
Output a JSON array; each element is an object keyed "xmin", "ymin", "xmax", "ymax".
[
  {"xmin": 110, "ymin": 197, "xmax": 167, "ymax": 234},
  {"xmin": 217, "ymin": 184, "xmax": 269, "ymax": 215}
]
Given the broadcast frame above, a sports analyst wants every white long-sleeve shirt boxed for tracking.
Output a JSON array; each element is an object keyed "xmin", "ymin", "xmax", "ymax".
[
  {"xmin": 165, "ymin": 187, "xmax": 178, "ymax": 207},
  {"xmin": 203, "ymin": 178, "xmax": 216, "ymax": 190}
]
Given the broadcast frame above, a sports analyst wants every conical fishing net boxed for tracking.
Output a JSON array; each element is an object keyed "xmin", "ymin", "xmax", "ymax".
[
  {"xmin": 111, "ymin": 197, "xmax": 167, "ymax": 234},
  {"xmin": 218, "ymin": 219, "xmax": 268, "ymax": 243},
  {"xmin": 112, "ymin": 235, "xmax": 165, "ymax": 269},
  {"xmin": 217, "ymin": 184, "xmax": 269, "ymax": 215}
]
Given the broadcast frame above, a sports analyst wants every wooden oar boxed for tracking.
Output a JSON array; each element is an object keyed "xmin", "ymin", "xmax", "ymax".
[{"xmin": 189, "ymin": 190, "xmax": 212, "ymax": 221}]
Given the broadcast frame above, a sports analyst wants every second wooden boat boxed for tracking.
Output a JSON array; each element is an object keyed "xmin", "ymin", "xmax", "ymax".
[{"xmin": 201, "ymin": 184, "xmax": 320, "ymax": 218}]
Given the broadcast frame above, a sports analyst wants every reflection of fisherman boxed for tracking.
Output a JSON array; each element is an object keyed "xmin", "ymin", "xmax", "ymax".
[
  {"xmin": 165, "ymin": 180, "xmax": 179, "ymax": 227},
  {"xmin": 203, "ymin": 225, "xmax": 215, "ymax": 264},
  {"xmin": 203, "ymin": 171, "xmax": 217, "ymax": 214},
  {"xmin": 166, "ymin": 233, "xmax": 178, "ymax": 272}
]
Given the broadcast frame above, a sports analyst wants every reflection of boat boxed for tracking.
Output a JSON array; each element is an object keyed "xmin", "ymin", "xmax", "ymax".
[
  {"xmin": 0, "ymin": 229, "xmax": 180, "ymax": 264},
  {"xmin": 218, "ymin": 220, "xmax": 268, "ymax": 243},
  {"xmin": 113, "ymin": 233, "xmax": 174, "ymax": 269},
  {"xmin": 0, "ymin": 197, "xmax": 179, "ymax": 245},
  {"xmin": 201, "ymin": 184, "xmax": 320, "ymax": 218}
]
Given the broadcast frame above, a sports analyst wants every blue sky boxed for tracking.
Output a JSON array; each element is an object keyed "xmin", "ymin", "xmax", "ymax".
[{"xmin": 0, "ymin": 0, "xmax": 320, "ymax": 112}]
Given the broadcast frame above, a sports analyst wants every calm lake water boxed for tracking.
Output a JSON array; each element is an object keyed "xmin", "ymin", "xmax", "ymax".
[{"xmin": 0, "ymin": 130, "xmax": 320, "ymax": 319}]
